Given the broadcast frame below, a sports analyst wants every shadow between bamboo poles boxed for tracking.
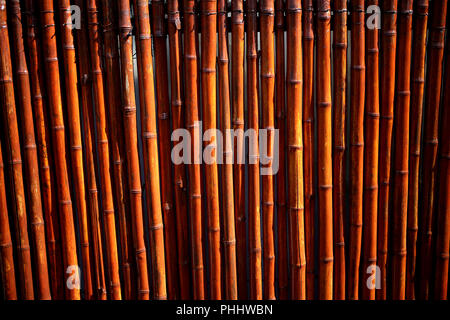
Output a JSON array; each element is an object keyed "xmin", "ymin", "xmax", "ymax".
[
  {"xmin": 133, "ymin": 0, "xmax": 168, "ymax": 300},
  {"xmin": 232, "ymin": 0, "xmax": 247, "ymax": 300},
  {"xmin": 218, "ymin": 0, "xmax": 238, "ymax": 300},
  {"xmin": 302, "ymin": 0, "xmax": 315, "ymax": 300},
  {"xmin": 286, "ymin": 0, "xmax": 306, "ymax": 300},
  {"xmin": 118, "ymin": 0, "xmax": 150, "ymax": 300},
  {"xmin": 246, "ymin": 0, "xmax": 262, "ymax": 300},
  {"xmin": 151, "ymin": 0, "xmax": 180, "ymax": 300},
  {"xmin": 418, "ymin": 0, "xmax": 448, "ymax": 300},
  {"xmin": 377, "ymin": 0, "xmax": 397, "ymax": 301},
  {"xmin": 332, "ymin": 0, "xmax": 347, "ymax": 301},
  {"xmin": 406, "ymin": 0, "xmax": 429, "ymax": 300},
  {"xmin": 101, "ymin": 0, "xmax": 136, "ymax": 300},
  {"xmin": 39, "ymin": 0, "xmax": 80, "ymax": 300},
  {"xmin": 275, "ymin": 0, "xmax": 288, "ymax": 301},
  {"xmin": 361, "ymin": 0, "xmax": 379, "ymax": 301},
  {"xmin": 183, "ymin": 0, "xmax": 205, "ymax": 300},
  {"xmin": 87, "ymin": 0, "xmax": 122, "ymax": 300},
  {"xmin": 8, "ymin": 0, "xmax": 51, "ymax": 300}
]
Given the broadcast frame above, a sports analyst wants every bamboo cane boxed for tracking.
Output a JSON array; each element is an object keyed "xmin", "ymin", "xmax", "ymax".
[
  {"xmin": 316, "ymin": 0, "xmax": 333, "ymax": 300},
  {"xmin": 200, "ymin": 0, "xmax": 221, "ymax": 299},
  {"xmin": 218, "ymin": 0, "xmax": 238, "ymax": 299},
  {"xmin": 247, "ymin": 0, "xmax": 262, "ymax": 300},
  {"xmin": 118, "ymin": 0, "xmax": 150, "ymax": 300},
  {"xmin": 57, "ymin": 0, "xmax": 93, "ymax": 299},
  {"xmin": 332, "ymin": 0, "xmax": 347, "ymax": 301},
  {"xmin": 361, "ymin": 0, "xmax": 379, "ymax": 301},
  {"xmin": 0, "ymin": 140, "xmax": 17, "ymax": 300},
  {"xmin": 151, "ymin": 0, "xmax": 180, "ymax": 300},
  {"xmin": 232, "ymin": 0, "xmax": 246, "ymax": 300},
  {"xmin": 8, "ymin": 0, "xmax": 51, "ymax": 300},
  {"xmin": 39, "ymin": 0, "xmax": 79, "ymax": 300},
  {"xmin": 286, "ymin": 0, "xmax": 306, "ymax": 300},
  {"xmin": 418, "ymin": 0, "xmax": 448, "ymax": 300},
  {"xmin": 87, "ymin": 0, "xmax": 122, "ymax": 300},
  {"xmin": 377, "ymin": 0, "xmax": 397, "ymax": 300},
  {"xmin": 183, "ymin": 0, "xmax": 205, "ymax": 300},
  {"xmin": 275, "ymin": 0, "xmax": 288, "ymax": 300},
  {"xmin": 406, "ymin": 0, "xmax": 429, "ymax": 300},
  {"xmin": 302, "ymin": 0, "xmax": 315, "ymax": 299},
  {"xmin": 101, "ymin": 0, "xmax": 136, "ymax": 299},
  {"xmin": 133, "ymin": 0, "xmax": 168, "ymax": 300}
]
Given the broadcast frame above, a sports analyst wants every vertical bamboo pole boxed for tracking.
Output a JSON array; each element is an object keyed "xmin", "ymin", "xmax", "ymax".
[
  {"xmin": 183, "ymin": 0, "xmax": 205, "ymax": 300},
  {"xmin": 247, "ymin": 0, "xmax": 262, "ymax": 300},
  {"xmin": 286, "ymin": 0, "xmax": 306, "ymax": 300},
  {"xmin": 406, "ymin": 0, "xmax": 429, "ymax": 300},
  {"xmin": 332, "ymin": 0, "xmax": 347, "ymax": 301},
  {"xmin": 362, "ymin": 0, "xmax": 379, "ymax": 301},
  {"xmin": 232, "ymin": 0, "xmax": 246, "ymax": 299},
  {"xmin": 118, "ymin": 0, "xmax": 150, "ymax": 300},
  {"xmin": 8, "ymin": 0, "xmax": 51, "ymax": 300},
  {"xmin": 200, "ymin": 0, "xmax": 221, "ymax": 299},
  {"xmin": 377, "ymin": 0, "xmax": 397, "ymax": 300},
  {"xmin": 418, "ymin": 0, "xmax": 448, "ymax": 300},
  {"xmin": 302, "ymin": 0, "xmax": 315, "ymax": 299},
  {"xmin": 39, "ymin": 0, "xmax": 79, "ymax": 300},
  {"xmin": 151, "ymin": 0, "xmax": 180, "ymax": 300}
]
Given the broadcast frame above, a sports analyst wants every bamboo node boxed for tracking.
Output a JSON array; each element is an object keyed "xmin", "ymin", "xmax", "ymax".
[
  {"xmin": 103, "ymin": 209, "xmax": 114, "ymax": 216},
  {"xmin": 149, "ymin": 223, "xmax": 163, "ymax": 231},
  {"xmin": 0, "ymin": 242, "xmax": 12, "ymax": 248},
  {"xmin": 321, "ymin": 257, "xmax": 334, "ymax": 264}
]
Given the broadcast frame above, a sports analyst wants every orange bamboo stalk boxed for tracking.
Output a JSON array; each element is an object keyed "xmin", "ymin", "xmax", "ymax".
[
  {"xmin": 377, "ymin": 0, "xmax": 397, "ymax": 300},
  {"xmin": 332, "ymin": 0, "xmax": 347, "ymax": 301},
  {"xmin": 200, "ymin": 0, "xmax": 221, "ymax": 299},
  {"xmin": 418, "ymin": 0, "xmax": 448, "ymax": 300},
  {"xmin": 118, "ymin": 0, "xmax": 150, "ymax": 300},
  {"xmin": 39, "ymin": 0, "xmax": 79, "ymax": 300},
  {"xmin": 286, "ymin": 0, "xmax": 306, "ymax": 300},
  {"xmin": 8, "ymin": 0, "xmax": 51, "ymax": 300},
  {"xmin": 406, "ymin": 0, "xmax": 429, "ymax": 300}
]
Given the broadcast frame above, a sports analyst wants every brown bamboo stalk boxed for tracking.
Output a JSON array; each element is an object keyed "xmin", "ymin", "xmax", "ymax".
[
  {"xmin": 101, "ymin": 0, "xmax": 135, "ymax": 299},
  {"xmin": 361, "ymin": 0, "xmax": 379, "ymax": 301},
  {"xmin": 332, "ymin": 0, "xmax": 347, "ymax": 301},
  {"xmin": 247, "ymin": 0, "xmax": 262, "ymax": 300},
  {"xmin": 218, "ymin": 0, "xmax": 238, "ymax": 299},
  {"xmin": 286, "ymin": 0, "xmax": 306, "ymax": 300},
  {"xmin": 200, "ymin": 0, "xmax": 221, "ymax": 299},
  {"xmin": 418, "ymin": 0, "xmax": 448, "ymax": 300},
  {"xmin": 118, "ymin": 0, "xmax": 150, "ymax": 300},
  {"xmin": 39, "ymin": 0, "xmax": 79, "ymax": 300},
  {"xmin": 377, "ymin": 0, "xmax": 397, "ymax": 300},
  {"xmin": 406, "ymin": 0, "xmax": 429, "ymax": 300},
  {"xmin": 0, "ymin": 140, "xmax": 17, "ymax": 300},
  {"xmin": 151, "ymin": 0, "xmax": 180, "ymax": 300},
  {"xmin": 275, "ymin": 0, "xmax": 288, "ymax": 300},
  {"xmin": 302, "ymin": 0, "xmax": 315, "ymax": 299},
  {"xmin": 8, "ymin": 0, "xmax": 51, "ymax": 300},
  {"xmin": 183, "ymin": 0, "xmax": 205, "ymax": 300}
]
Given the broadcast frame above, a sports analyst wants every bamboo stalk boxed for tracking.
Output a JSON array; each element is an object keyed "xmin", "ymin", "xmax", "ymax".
[
  {"xmin": 200, "ymin": 0, "xmax": 221, "ymax": 300},
  {"xmin": 286, "ymin": 0, "xmax": 306, "ymax": 300},
  {"xmin": 361, "ymin": 0, "xmax": 379, "ymax": 301},
  {"xmin": 101, "ymin": 0, "xmax": 135, "ymax": 299},
  {"xmin": 118, "ymin": 0, "xmax": 150, "ymax": 300},
  {"xmin": 247, "ymin": 0, "xmax": 262, "ymax": 300},
  {"xmin": 302, "ymin": 0, "xmax": 315, "ymax": 299},
  {"xmin": 151, "ymin": 0, "xmax": 180, "ymax": 300},
  {"xmin": 332, "ymin": 0, "xmax": 347, "ymax": 301},
  {"xmin": 316, "ymin": 0, "xmax": 333, "ymax": 300},
  {"xmin": 406, "ymin": 0, "xmax": 429, "ymax": 300},
  {"xmin": 8, "ymin": 0, "xmax": 51, "ymax": 300},
  {"xmin": 418, "ymin": 0, "xmax": 448, "ymax": 300},
  {"xmin": 377, "ymin": 0, "xmax": 397, "ymax": 300},
  {"xmin": 183, "ymin": 0, "xmax": 205, "ymax": 300},
  {"xmin": 39, "ymin": 0, "xmax": 79, "ymax": 300}
]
